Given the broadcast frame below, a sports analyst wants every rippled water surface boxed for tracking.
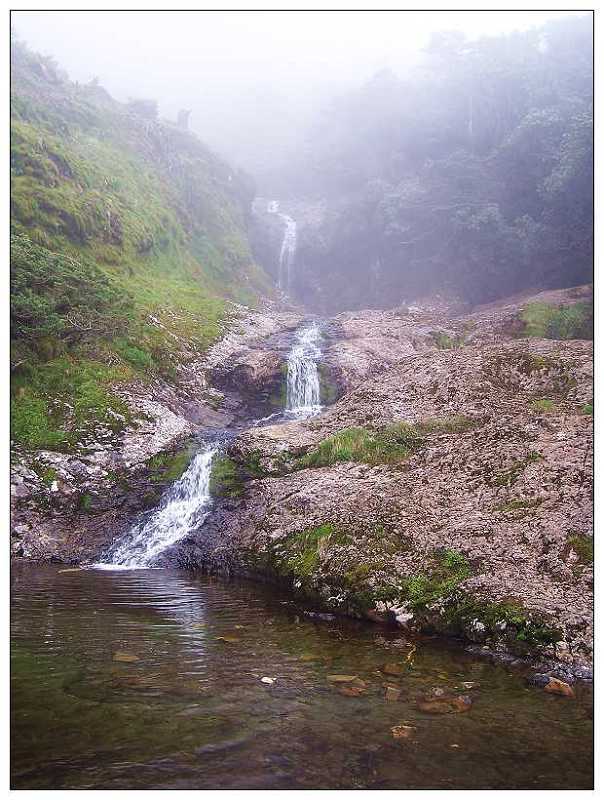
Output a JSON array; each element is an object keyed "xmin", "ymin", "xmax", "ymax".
[{"xmin": 11, "ymin": 563, "xmax": 593, "ymax": 789}]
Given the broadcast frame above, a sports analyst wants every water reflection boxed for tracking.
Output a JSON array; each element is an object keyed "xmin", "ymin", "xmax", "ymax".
[{"xmin": 11, "ymin": 563, "xmax": 593, "ymax": 790}]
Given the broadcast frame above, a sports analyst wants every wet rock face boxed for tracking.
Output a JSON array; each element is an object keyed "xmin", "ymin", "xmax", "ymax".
[{"xmin": 211, "ymin": 349, "xmax": 285, "ymax": 416}]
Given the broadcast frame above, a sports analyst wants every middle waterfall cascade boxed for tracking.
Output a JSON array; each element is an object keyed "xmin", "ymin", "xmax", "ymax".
[
  {"xmin": 267, "ymin": 200, "xmax": 297, "ymax": 293},
  {"xmin": 97, "ymin": 444, "xmax": 219, "ymax": 569},
  {"xmin": 285, "ymin": 322, "xmax": 323, "ymax": 420}
]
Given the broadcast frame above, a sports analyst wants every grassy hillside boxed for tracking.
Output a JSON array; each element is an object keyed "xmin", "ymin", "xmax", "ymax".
[{"xmin": 10, "ymin": 40, "xmax": 269, "ymax": 451}]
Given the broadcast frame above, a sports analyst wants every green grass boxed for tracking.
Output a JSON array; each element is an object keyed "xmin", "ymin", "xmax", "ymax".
[
  {"xmin": 11, "ymin": 357, "xmax": 133, "ymax": 450},
  {"xmin": 530, "ymin": 398, "xmax": 556, "ymax": 413},
  {"xmin": 495, "ymin": 498, "xmax": 543, "ymax": 514},
  {"xmin": 581, "ymin": 402, "xmax": 593, "ymax": 415},
  {"xmin": 429, "ymin": 330, "xmax": 465, "ymax": 349},
  {"xmin": 568, "ymin": 533, "xmax": 593, "ymax": 564},
  {"xmin": 297, "ymin": 425, "xmax": 422, "ymax": 468},
  {"xmin": 10, "ymin": 41, "xmax": 270, "ymax": 451},
  {"xmin": 519, "ymin": 301, "xmax": 593, "ymax": 340},
  {"xmin": 277, "ymin": 524, "xmax": 341, "ymax": 580},
  {"xmin": 297, "ymin": 417, "xmax": 476, "ymax": 469}
]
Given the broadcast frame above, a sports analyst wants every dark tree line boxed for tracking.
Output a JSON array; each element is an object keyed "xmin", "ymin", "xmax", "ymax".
[{"xmin": 286, "ymin": 15, "xmax": 593, "ymax": 310}]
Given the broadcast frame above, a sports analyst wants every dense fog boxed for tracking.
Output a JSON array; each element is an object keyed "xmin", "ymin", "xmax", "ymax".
[
  {"xmin": 11, "ymin": 10, "xmax": 592, "ymax": 312},
  {"xmin": 11, "ymin": 11, "xmax": 585, "ymax": 178}
]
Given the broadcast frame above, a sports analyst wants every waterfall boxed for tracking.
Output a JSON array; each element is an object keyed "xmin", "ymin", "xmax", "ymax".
[
  {"xmin": 278, "ymin": 215, "xmax": 297, "ymax": 292},
  {"xmin": 96, "ymin": 444, "xmax": 219, "ymax": 569},
  {"xmin": 285, "ymin": 322, "xmax": 323, "ymax": 420},
  {"xmin": 268, "ymin": 200, "xmax": 297, "ymax": 293}
]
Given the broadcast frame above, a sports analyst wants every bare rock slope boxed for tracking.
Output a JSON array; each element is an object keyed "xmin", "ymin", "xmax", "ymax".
[{"xmin": 179, "ymin": 287, "xmax": 593, "ymax": 676}]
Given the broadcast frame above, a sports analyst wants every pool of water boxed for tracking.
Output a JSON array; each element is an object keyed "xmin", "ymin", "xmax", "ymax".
[{"xmin": 11, "ymin": 563, "xmax": 593, "ymax": 789}]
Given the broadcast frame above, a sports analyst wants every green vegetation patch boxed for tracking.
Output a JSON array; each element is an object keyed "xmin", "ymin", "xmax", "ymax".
[
  {"xmin": 297, "ymin": 425, "xmax": 421, "ymax": 468},
  {"xmin": 490, "ymin": 451, "xmax": 543, "ymax": 487},
  {"xmin": 495, "ymin": 497, "xmax": 543, "ymax": 515},
  {"xmin": 10, "ymin": 41, "xmax": 270, "ymax": 452},
  {"xmin": 400, "ymin": 549, "xmax": 471, "ymax": 610},
  {"xmin": 444, "ymin": 597, "xmax": 562, "ymax": 648},
  {"xmin": 519, "ymin": 301, "xmax": 593, "ymax": 340},
  {"xmin": 30, "ymin": 462, "xmax": 58, "ymax": 487},
  {"xmin": 429, "ymin": 330, "xmax": 465, "ymax": 350},
  {"xmin": 275, "ymin": 523, "xmax": 348, "ymax": 581},
  {"xmin": 297, "ymin": 416, "xmax": 476, "ymax": 469},
  {"xmin": 317, "ymin": 363, "xmax": 339, "ymax": 404},
  {"xmin": 530, "ymin": 398, "xmax": 556, "ymax": 413},
  {"xmin": 146, "ymin": 444, "xmax": 195, "ymax": 484},
  {"xmin": 568, "ymin": 533, "xmax": 593, "ymax": 565},
  {"xmin": 11, "ymin": 356, "xmax": 133, "ymax": 450},
  {"xmin": 209, "ymin": 455, "xmax": 245, "ymax": 498}
]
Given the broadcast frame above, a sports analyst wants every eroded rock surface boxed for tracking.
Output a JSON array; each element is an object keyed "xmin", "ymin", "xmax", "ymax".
[{"xmin": 177, "ymin": 287, "xmax": 593, "ymax": 675}]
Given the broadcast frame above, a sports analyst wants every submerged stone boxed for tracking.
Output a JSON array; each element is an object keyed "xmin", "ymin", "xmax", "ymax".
[
  {"xmin": 112, "ymin": 651, "xmax": 140, "ymax": 663},
  {"xmin": 382, "ymin": 663, "xmax": 406, "ymax": 676},
  {"xmin": 391, "ymin": 724, "xmax": 415, "ymax": 739},
  {"xmin": 338, "ymin": 685, "xmax": 366, "ymax": 697},
  {"xmin": 417, "ymin": 694, "xmax": 472, "ymax": 714},
  {"xmin": 544, "ymin": 678, "xmax": 575, "ymax": 697}
]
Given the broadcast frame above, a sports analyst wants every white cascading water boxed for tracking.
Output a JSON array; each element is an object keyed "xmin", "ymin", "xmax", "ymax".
[
  {"xmin": 97, "ymin": 445, "xmax": 218, "ymax": 569},
  {"xmin": 267, "ymin": 200, "xmax": 297, "ymax": 293},
  {"xmin": 278, "ymin": 215, "xmax": 297, "ymax": 292},
  {"xmin": 285, "ymin": 322, "xmax": 323, "ymax": 420}
]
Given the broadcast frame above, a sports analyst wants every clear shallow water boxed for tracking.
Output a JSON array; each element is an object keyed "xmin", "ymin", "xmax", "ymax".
[{"xmin": 11, "ymin": 563, "xmax": 592, "ymax": 790}]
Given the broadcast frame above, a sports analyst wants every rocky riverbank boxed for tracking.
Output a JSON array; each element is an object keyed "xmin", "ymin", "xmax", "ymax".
[{"xmin": 11, "ymin": 285, "xmax": 593, "ymax": 679}]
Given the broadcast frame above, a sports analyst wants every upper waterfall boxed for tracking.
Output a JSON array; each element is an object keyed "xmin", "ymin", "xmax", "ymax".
[{"xmin": 268, "ymin": 200, "xmax": 297, "ymax": 293}]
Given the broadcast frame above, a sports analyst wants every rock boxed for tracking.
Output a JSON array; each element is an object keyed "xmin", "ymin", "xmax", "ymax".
[
  {"xmin": 460, "ymin": 681, "xmax": 479, "ymax": 690},
  {"xmin": 382, "ymin": 663, "xmax": 406, "ymax": 676},
  {"xmin": 526, "ymin": 672, "xmax": 551, "ymax": 688},
  {"xmin": 327, "ymin": 675, "xmax": 358, "ymax": 683},
  {"xmin": 385, "ymin": 686, "xmax": 401, "ymax": 701},
  {"xmin": 365, "ymin": 608, "xmax": 396, "ymax": 624},
  {"xmin": 417, "ymin": 694, "xmax": 472, "ymax": 714},
  {"xmin": 338, "ymin": 685, "xmax": 366, "ymax": 697},
  {"xmin": 112, "ymin": 651, "xmax": 140, "ymax": 663},
  {"xmin": 260, "ymin": 677, "xmax": 276, "ymax": 685},
  {"xmin": 391, "ymin": 724, "xmax": 415, "ymax": 739},
  {"xmin": 216, "ymin": 635, "xmax": 240, "ymax": 643},
  {"xmin": 544, "ymin": 677, "xmax": 575, "ymax": 697}
]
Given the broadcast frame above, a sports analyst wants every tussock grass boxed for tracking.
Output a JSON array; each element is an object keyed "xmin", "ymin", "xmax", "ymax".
[{"xmin": 297, "ymin": 416, "xmax": 476, "ymax": 469}]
